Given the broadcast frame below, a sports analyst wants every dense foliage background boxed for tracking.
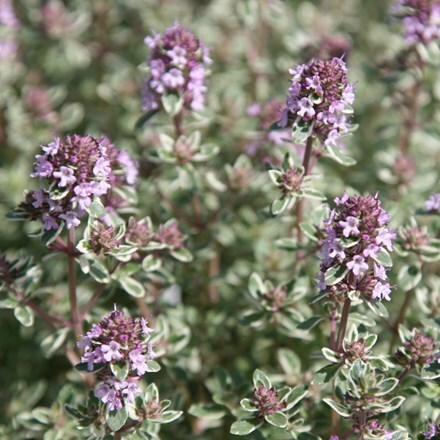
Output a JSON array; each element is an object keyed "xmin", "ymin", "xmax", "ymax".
[{"xmin": 0, "ymin": 0, "xmax": 439, "ymax": 439}]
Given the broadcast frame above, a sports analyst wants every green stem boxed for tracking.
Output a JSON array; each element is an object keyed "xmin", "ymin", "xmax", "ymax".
[
  {"xmin": 293, "ymin": 135, "xmax": 314, "ymax": 248},
  {"xmin": 67, "ymin": 228, "xmax": 82, "ymax": 340},
  {"xmin": 389, "ymin": 289, "xmax": 413, "ymax": 354},
  {"xmin": 336, "ymin": 298, "xmax": 351, "ymax": 352}
]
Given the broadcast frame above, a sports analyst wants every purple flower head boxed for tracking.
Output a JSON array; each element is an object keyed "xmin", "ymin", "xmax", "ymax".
[
  {"xmin": 78, "ymin": 308, "xmax": 157, "ymax": 409},
  {"xmin": 391, "ymin": 0, "xmax": 440, "ymax": 46},
  {"xmin": 280, "ymin": 57, "xmax": 355, "ymax": 148},
  {"xmin": 142, "ymin": 23, "xmax": 210, "ymax": 112},
  {"xmin": 425, "ymin": 193, "xmax": 440, "ymax": 212},
  {"xmin": 18, "ymin": 134, "xmax": 137, "ymax": 231},
  {"xmin": 94, "ymin": 378, "xmax": 141, "ymax": 412},
  {"xmin": 423, "ymin": 422, "xmax": 439, "ymax": 439},
  {"xmin": 0, "ymin": 0, "xmax": 19, "ymax": 29},
  {"xmin": 317, "ymin": 193, "xmax": 396, "ymax": 302}
]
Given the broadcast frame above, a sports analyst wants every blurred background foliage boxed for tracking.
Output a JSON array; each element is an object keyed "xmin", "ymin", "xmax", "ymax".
[{"xmin": 0, "ymin": 0, "xmax": 439, "ymax": 438}]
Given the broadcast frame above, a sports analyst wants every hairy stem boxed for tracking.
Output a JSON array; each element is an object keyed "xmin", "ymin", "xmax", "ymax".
[
  {"xmin": 67, "ymin": 228, "xmax": 82, "ymax": 340},
  {"xmin": 397, "ymin": 364, "xmax": 412, "ymax": 382},
  {"xmin": 329, "ymin": 308, "xmax": 337, "ymax": 351},
  {"xmin": 336, "ymin": 298, "xmax": 351, "ymax": 352},
  {"xmin": 173, "ymin": 113, "xmax": 183, "ymax": 138}
]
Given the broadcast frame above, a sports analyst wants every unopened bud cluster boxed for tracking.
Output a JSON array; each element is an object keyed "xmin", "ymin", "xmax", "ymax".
[{"xmin": 252, "ymin": 386, "xmax": 286, "ymax": 417}]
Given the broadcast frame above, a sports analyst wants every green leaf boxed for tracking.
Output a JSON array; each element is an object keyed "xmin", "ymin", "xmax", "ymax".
[
  {"xmin": 374, "ymin": 396, "xmax": 405, "ymax": 413},
  {"xmin": 271, "ymin": 197, "xmax": 289, "ymax": 215},
  {"xmin": 297, "ymin": 316, "xmax": 325, "ymax": 330},
  {"xmin": 230, "ymin": 420, "xmax": 261, "ymax": 436},
  {"xmin": 323, "ymin": 398, "xmax": 350, "ymax": 417},
  {"xmin": 106, "ymin": 406, "xmax": 128, "ymax": 432},
  {"xmin": 277, "ymin": 349, "xmax": 301, "ymax": 376},
  {"xmin": 145, "ymin": 360, "xmax": 161, "ymax": 373},
  {"xmin": 322, "ymin": 348, "xmax": 339, "ymax": 363},
  {"xmin": 274, "ymin": 238, "xmax": 301, "ymax": 251},
  {"xmin": 41, "ymin": 328, "xmax": 70, "ymax": 358},
  {"xmin": 41, "ymin": 224, "xmax": 64, "ymax": 246},
  {"xmin": 248, "ymin": 273, "xmax": 266, "ymax": 299},
  {"xmin": 144, "ymin": 383, "xmax": 159, "ymax": 403},
  {"xmin": 376, "ymin": 378, "xmax": 399, "ymax": 396},
  {"xmin": 299, "ymin": 222, "xmax": 318, "ymax": 241},
  {"xmin": 240, "ymin": 311, "xmax": 265, "ymax": 327},
  {"xmin": 111, "ymin": 362, "xmax": 129, "ymax": 381},
  {"xmin": 312, "ymin": 364, "xmax": 340, "ymax": 385},
  {"xmin": 253, "ymin": 369, "xmax": 271, "ymax": 389},
  {"xmin": 265, "ymin": 411, "xmax": 287, "ymax": 428},
  {"xmin": 161, "ymin": 94, "xmax": 183, "ymax": 116},
  {"xmin": 141, "ymin": 255, "xmax": 162, "ymax": 272},
  {"xmin": 301, "ymin": 188, "xmax": 326, "ymax": 200},
  {"xmin": 268, "ymin": 169, "xmax": 283, "ymax": 185},
  {"xmin": 326, "ymin": 144, "xmax": 356, "ymax": 166},
  {"xmin": 89, "ymin": 259, "xmax": 110, "ymax": 283},
  {"xmin": 240, "ymin": 398, "xmax": 258, "ymax": 412},
  {"xmin": 64, "ymin": 404, "xmax": 84, "ymax": 419},
  {"xmin": 135, "ymin": 109, "xmax": 159, "ymax": 129},
  {"xmin": 74, "ymin": 362, "xmax": 105, "ymax": 373},
  {"xmin": 397, "ymin": 264, "xmax": 422, "ymax": 291},
  {"xmin": 14, "ymin": 305, "xmax": 34, "ymax": 327},
  {"xmin": 350, "ymin": 359, "xmax": 366, "ymax": 381},
  {"xmin": 154, "ymin": 410, "xmax": 183, "ymax": 423},
  {"xmin": 420, "ymin": 361, "xmax": 440, "ymax": 380},
  {"xmin": 193, "ymin": 143, "xmax": 220, "ymax": 161},
  {"xmin": 188, "ymin": 403, "xmax": 227, "ymax": 419},
  {"xmin": 366, "ymin": 300, "xmax": 389, "ymax": 318},
  {"xmin": 292, "ymin": 120, "xmax": 314, "ymax": 144},
  {"xmin": 325, "ymin": 265, "xmax": 348, "ymax": 286},
  {"xmin": 119, "ymin": 277, "xmax": 145, "ymax": 298},
  {"xmin": 170, "ymin": 248, "xmax": 193, "ymax": 263},
  {"xmin": 284, "ymin": 385, "xmax": 308, "ymax": 410},
  {"xmin": 374, "ymin": 248, "xmax": 393, "ymax": 268},
  {"xmin": 88, "ymin": 198, "xmax": 106, "ymax": 218}
]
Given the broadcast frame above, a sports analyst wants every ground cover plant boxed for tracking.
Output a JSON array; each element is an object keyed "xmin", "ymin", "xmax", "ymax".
[{"xmin": 0, "ymin": 0, "xmax": 439, "ymax": 439}]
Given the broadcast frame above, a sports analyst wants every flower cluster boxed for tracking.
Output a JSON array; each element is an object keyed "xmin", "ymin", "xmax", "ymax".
[
  {"xmin": 352, "ymin": 419, "xmax": 394, "ymax": 439},
  {"xmin": 18, "ymin": 135, "xmax": 137, "ymax": 230},
  {"xmin": 142, "ymin": 23, "xmax": 211, "ymax": 112},
  {"xmin": 391, "ymin": 0, "xmax": 440, "ymax": 46},
  {"xmin": 252, "ymin": 386, "xmax": 286, "ymax": 417},
  {"xmin": 423, "ymin": 422, "xmax": 440, "ymax": 439},
  {"xmin": 425, "ymin": 193, "xmax": 440, "ymax": 212},
  {"xmin": 317, "ymin": 193, "xmax": 396, "ymax": 302},
  {"xmin": 155, "ymin": 222, "xmax": 185, "ymax": 250},
  {"xmin": 279, "ymin": 57, "xmax": 355, "ymax": 148},
  {"xmin": 89, "ymin": 222, "xmax": 120, "ymax": 256},
  {"xmin": 397, "ymin": 330, "xmax": 437, "ymax": 367},
  {"xmin": 0, "ymin": 0, "xmax": 19, "ymax": 29},
  {"xmin": 78, "ymin": 307, "xmax": 156, "ymax": 411}
]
